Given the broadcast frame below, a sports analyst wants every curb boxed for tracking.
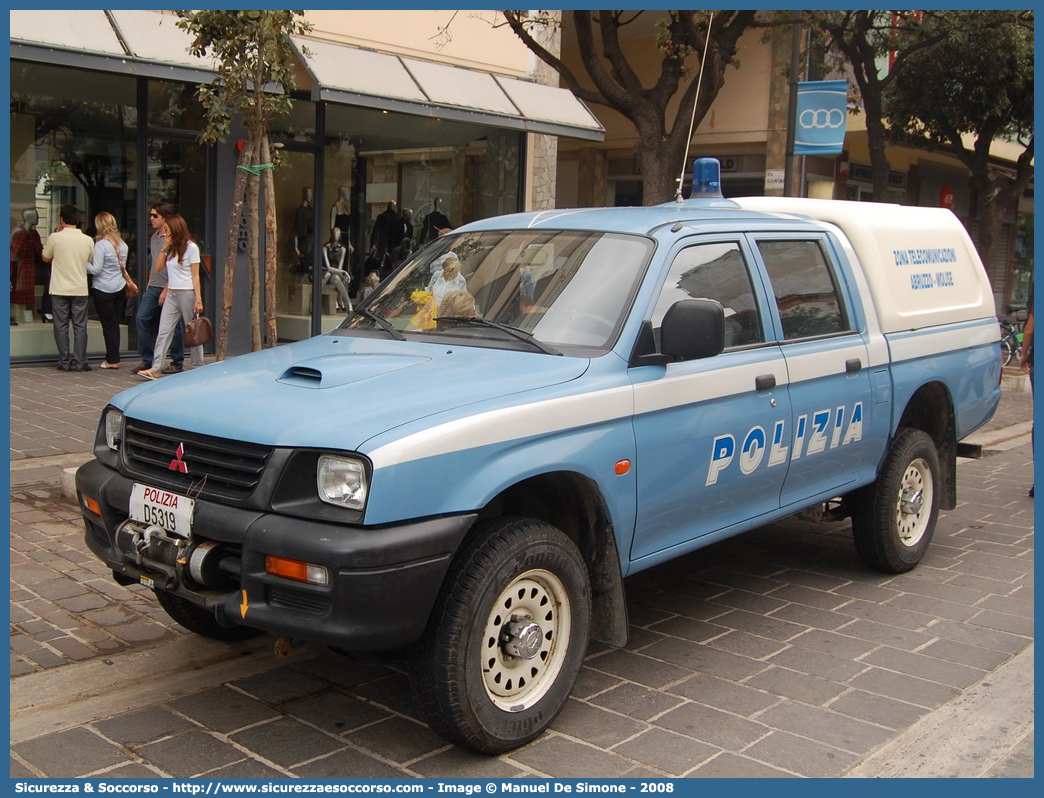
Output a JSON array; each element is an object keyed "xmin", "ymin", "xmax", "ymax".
[
  {"xmin": 846, "ymin": 644, "xmax": 1035, "ymax": 778},
  {"xmin": 10, "ymin": 633, "xmax": 319, "ymax": 745}
]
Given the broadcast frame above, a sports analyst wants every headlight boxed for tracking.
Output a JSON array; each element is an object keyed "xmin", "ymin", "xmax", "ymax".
[
  {"xmin": 317, "ymin": 455, "xmax": 368, "ymax": 510},
  {"xmin": 104, "ymin": 408, "xmax": 124, "ymax": 451}
]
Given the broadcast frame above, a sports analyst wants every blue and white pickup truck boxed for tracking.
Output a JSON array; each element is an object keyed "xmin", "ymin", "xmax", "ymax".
[{"xmin": 77, "ymin": 160, "xmax": 1001, "ymax": 753}]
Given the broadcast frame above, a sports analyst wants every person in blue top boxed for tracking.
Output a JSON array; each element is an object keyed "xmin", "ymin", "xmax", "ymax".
[{"xmin": 88, "ymin": 212, "xmax": 134, "ymax": 369}]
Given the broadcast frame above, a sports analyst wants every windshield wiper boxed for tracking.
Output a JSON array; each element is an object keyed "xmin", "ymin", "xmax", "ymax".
[
  {"xmin": 437, "ymin": 317, "xmax": 561, "ymax": 355},
  {"xmin": 352, "ymin": 307, "xmax": 405, "ymax": 340}
]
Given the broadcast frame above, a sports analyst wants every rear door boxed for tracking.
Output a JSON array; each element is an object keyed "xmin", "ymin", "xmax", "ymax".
[{"xmin": 749, "ymin": 234, "xmax": 878, "ymax": 508}]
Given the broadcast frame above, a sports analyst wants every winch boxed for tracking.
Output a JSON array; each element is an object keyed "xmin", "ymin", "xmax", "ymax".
[{"xmin": 115, "ymin": 521, "xmax": 240, "ymax": 592}]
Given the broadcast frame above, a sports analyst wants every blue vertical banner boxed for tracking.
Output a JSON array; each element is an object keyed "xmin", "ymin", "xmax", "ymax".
[{"xmin": 793, "ymin": 79, "xmax": 848, "ymax": 155}]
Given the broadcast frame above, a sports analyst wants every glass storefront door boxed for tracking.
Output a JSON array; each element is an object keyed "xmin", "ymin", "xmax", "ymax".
[{"xmin": 139, "ymin": 135, "xmax": 210, "ymax": 354}]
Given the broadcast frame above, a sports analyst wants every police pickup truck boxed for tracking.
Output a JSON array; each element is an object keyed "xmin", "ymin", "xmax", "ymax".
[{"xmin": 76, "ymin": 160, "xmax": 1001, "ymax": 754}]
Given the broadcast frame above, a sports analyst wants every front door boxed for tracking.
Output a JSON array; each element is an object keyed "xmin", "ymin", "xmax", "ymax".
[{"xmin": 629, "ymin": 238, "xmax": 791, "ymax": 562}]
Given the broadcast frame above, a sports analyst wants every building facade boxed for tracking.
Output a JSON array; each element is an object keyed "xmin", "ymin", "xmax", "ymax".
[
  {"xmin": 9, "ymin": 9, "xmax": 602, "ymax": 362},
  {"xmin": 552, "ymin": 19, "xmax": 1033, "ymax": 315},
  {"xmin": 9, "ymin": 11, "xmax": 1031, "ymax": 364}
]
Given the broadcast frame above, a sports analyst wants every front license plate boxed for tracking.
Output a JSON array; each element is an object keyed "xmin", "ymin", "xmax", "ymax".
[{"xmin": 129, "ymin": 483, "xmax": 195, "ymax": 538}]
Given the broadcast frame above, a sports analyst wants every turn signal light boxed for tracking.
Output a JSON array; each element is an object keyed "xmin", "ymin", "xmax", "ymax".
[
  {"xmin": 82, "ymin": 495, "xmax": 102, "ymax": 516},
  {"xmin": 265, "ymin": 555, "xmax": 329, "ymax": 586}
]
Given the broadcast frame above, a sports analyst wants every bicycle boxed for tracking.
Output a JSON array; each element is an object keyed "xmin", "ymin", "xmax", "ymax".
[{"xmin": 999, "ymin": 305, "xmax": 1028, "ymax": 367}]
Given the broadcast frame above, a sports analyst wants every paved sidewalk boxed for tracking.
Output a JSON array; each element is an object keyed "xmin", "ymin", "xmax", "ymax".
[{"xmin": 9, "ymin": 364, "xmax": 1035, "ymax": 778}]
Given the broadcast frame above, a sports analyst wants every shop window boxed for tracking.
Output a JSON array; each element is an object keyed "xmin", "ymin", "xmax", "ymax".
[
  {"xmin": 146, "ymin": 80, "xmax": 204, "ymax": 131},
  {"xmin": 1009, "ymin": 213, "xmax": 1034, "ymax": 312},
  {"xmin": 269, "ymin": 99, "xmax": 316, "ymax": 145},
  {"xmin": 10, "ymin": 61, "xmax": 138, "ymax": 334},
  {"xmin": 269, "ymin": 104, "xmax": 524, "ymax": 343}
]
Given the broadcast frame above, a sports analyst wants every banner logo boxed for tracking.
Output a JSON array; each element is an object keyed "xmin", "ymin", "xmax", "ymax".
[{"xmin": 794, "ymin": 80, "xmax": 848, "ymax": 155}]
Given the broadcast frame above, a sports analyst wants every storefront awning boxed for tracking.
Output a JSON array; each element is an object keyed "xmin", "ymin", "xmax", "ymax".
[
  {"xmin": 9, "ymin": 9, "xmax": 217, "ymax": 83},
  {"xmin": 9, "ymin": 11, "xmax": 604, "ymax": 142},
  {"xmin": 293, "ymin": 37, "xmax": 605, "ymax": 142}
]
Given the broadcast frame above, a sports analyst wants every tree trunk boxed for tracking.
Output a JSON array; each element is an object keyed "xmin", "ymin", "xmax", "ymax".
[
  {"xmin": 217, "ymin": 144, "xmax": 254, "ymax": 361},
  {"xmin": 247, "ymin": 136, "xmax": 262, "ymax": 351},
  {"xmin": 261, "ymin": 134, "xmax": 278, "ymax": 348},
  {"xmin": 637, "ymin": 130, "xmax": 690, "ymax": 206},
  {"xmin": 862, "ymin": 95, "xmax": 893, "ymax": 202},
  {"xmin": 976, "ymin": 190, "xmax": 1004, "ymax": 279}
]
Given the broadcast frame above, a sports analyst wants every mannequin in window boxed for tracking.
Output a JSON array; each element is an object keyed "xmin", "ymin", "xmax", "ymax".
[
  {"xmin": 11, "ymin": 208, "xmax": 44, "ymax": 323},
  {"xmin": 401, "ymin": 207, "xmax": 414, "ymax": 249},
  {"xmin": 321, "ymin": 227, "xmax": 353, "ymax": 311},
  {"xmin": 371, "ymin": 200, "xmax": 399, "ymax": 268},
  {"xmin": 293, "ymin": 187, "xmax": 314, "ymax": 275},
  {"xmin": 330, "ymin": 185, "xmax": 352, "ymax": 232},
  {"xmin": 422, "ymin": 198, "xmax": 451, "ymax": 244}
]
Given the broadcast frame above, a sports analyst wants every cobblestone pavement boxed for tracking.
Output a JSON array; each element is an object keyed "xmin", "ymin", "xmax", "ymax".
[{"xmin": 8, "ymin": 365, "xmax": 1035, "ymax": 778}]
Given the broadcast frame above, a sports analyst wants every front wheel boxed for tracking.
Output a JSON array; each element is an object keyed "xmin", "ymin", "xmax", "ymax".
[
  {"xmin": 409, "ymin": 517, "xmax": 591, "ymax": 754},
  {"xmin": 852, "ymin": 428, "xmax": 940, "ymax": 573}
]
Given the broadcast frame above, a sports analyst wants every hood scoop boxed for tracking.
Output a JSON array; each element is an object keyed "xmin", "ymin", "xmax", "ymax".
[
  {"xmin": 277, "ymin": 353, "xmax": 431, "ymax": 389},
  {"xmin": 279, "ymin": 366, "xmax": 324, "ymax": 387}
]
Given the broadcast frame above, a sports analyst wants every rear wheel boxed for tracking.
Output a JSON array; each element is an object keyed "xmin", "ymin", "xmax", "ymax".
[
  {"xmin": 155, "ymin": 590, "xmax": 261, "ymax": 641},
  {"xmin": 852, "ymin": 428, "xmax": 940, "ymax": 573},
  {"xmin": 409, "ymin": 517, "xmax": 591, "ymax": 754}
]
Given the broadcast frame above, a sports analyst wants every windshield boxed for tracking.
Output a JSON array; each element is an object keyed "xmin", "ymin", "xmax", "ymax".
[{"xmin": 340, "ymin": 230, "xmax": 653, "ymax": 353}]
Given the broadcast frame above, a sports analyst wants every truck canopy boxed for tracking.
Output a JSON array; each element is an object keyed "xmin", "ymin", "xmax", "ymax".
[{"xmin": 732, "ymin": 197, "xmax": 995, "ymax": 334}]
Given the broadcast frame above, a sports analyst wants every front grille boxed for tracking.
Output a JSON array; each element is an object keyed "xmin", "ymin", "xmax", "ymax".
[{"xmin": 123, "ymin": 419, "xmax": 272, "ymax": 500}]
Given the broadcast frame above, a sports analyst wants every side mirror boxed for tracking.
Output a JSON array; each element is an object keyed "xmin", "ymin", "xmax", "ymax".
[{"xmin": 661, "ymin": 299, "xmax": 725, "ymax": 362}]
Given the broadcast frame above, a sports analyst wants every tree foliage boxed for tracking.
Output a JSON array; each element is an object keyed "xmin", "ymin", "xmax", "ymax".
[
  {"xmin": 807, "ymin": 11, "xmax": 954, "ymax": 201},
  {"xmin": 883, "ymin": 10, "xmax": 1033, "ymax": 265},
  {"xmin": 175, "ymin": 10, "xmax": 312, "ymax": 357},
  {"xmin": 501, "ymin": 10, "xmax": 767, "ymax": 205}
]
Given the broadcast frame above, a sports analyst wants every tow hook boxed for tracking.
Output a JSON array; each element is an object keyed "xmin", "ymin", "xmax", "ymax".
[{"xmin": 274, "ymin": 636, "xmax": 293, "ymax": 658}]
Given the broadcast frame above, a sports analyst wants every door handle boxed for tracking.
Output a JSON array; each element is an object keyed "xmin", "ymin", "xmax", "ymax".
[
  {"xmin": 755, "ymin": 374, "xmax": 776, "ymax": 391},
  {"xmin": 846, "ymin": 358, "xmax": 862, "ymax": 374}
]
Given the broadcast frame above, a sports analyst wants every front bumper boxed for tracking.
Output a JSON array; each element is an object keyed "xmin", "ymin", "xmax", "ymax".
[{"xmin": 75, "ymin": 458, "xmax": 475, "ymax": 651}]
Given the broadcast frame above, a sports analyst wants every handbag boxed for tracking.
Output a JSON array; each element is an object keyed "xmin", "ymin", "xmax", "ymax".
[
  {"xmin": 184, "ymin": 312, "xmax": 213, "ymax": 347},
  {"xmin": 116, "ymin": 244, "xmax": 138, "ymax": 298}
]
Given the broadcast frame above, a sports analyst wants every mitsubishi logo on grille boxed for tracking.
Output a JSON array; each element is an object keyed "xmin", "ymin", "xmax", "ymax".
[{"xmin": 169, "ymin": 443, "xmax": 188, "ymax": 473}]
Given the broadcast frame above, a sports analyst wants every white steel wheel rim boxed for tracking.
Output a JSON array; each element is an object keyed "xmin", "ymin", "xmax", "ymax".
[
  {"xmin": 895, "ymin": 458, "xmax": 933, "ymax": 547},
  {"xmin": 480, "ymin": 568, "xmax": 571, "ymax": 712}
]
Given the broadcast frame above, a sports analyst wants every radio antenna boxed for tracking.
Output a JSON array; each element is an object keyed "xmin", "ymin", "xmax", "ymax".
[{"xmin": 675, "ymin": 11, "xmax": 715, "ymax": 202}]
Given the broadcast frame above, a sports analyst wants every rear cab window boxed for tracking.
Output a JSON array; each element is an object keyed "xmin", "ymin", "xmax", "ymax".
[{"xmin": 753, "ymin": 236, "xmax": 858, "ymax": 342}]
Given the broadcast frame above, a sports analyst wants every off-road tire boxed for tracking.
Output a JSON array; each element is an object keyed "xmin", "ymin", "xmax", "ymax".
[
  {"xmin": 409, "ymin": 517, "xmax": 591, "ymax": 754},
  {"xmin": 852, "ymin": 428, "xmax": 940, "ymax": 573}
]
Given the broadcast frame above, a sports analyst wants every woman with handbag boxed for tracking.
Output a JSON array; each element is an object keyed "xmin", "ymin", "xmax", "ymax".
[
  {"xmin": 138, "ymin": 215, "xmax": 205, "ymax": 379},
  {"xmin": 88, "ymin": 212, "xmax": 135, "ymax": 369}
]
